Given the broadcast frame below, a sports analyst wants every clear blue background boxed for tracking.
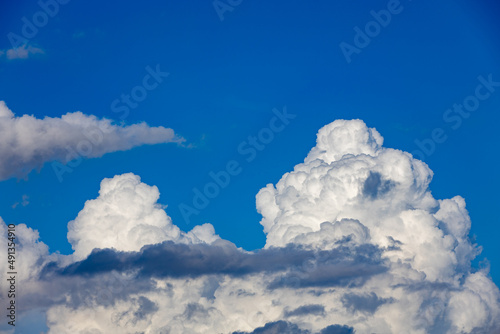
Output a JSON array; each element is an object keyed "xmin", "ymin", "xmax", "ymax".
[{"xmin": 1, "ymin": 0, "xmax": 499, "ymax": 289}]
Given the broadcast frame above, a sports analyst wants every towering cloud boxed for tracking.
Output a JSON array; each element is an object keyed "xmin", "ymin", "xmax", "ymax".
[
  {"xmin": 0, "ymin": 101, "xmax": 183, "ymax": 181},
  {"xmin": 67, "ymin": 173, "xmax": 183, "ymax": 260},
  {"xmin": 2, "ymin": 119, "xmax": 499, "ymax": 333}
]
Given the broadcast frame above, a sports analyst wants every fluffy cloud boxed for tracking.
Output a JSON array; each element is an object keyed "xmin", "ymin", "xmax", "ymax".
[
  {"xmin": 0, "ymin": 101, "xmax": 183, "ymax": 181},
  {"xmin": 2, "ymin": 119, "xmax": 500, "ymax": 333},
  {"xmin": 67, "ymin": 173, "xmax": 184, "ymax": 260}
]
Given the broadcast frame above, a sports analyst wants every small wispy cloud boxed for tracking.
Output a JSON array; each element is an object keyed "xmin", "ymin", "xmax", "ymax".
[
  {"xmin": 12, "ymin": 194, "xmax": 30, "ymax": 209},
  {"xmin": 1, "ymin": 43, "xmax": 44, "ymax": 60}
]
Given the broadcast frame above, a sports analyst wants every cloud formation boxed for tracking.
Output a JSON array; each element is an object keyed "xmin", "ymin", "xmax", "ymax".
[
  {"xmin": 233, "ymin": 320, "xmax": 355, "ymax": 334},
  {"xmin": 2, "ymin": 119, "xmax": 500, "ymax": 333},
  {"xmin": 0, "ymin": 101, "xmax": 183, "ymax": 181}
]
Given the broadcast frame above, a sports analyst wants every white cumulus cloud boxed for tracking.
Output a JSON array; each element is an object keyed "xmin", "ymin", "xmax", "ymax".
[
  {"xmin": 68, "ymin": 173, "xmax": 220, "ymax": 261},
  {"xmin": 2, "ymin": 119, "xmax": 500, "ymax": 333}
]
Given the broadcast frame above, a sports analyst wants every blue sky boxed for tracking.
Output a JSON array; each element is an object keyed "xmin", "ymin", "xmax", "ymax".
[{"xmin": 1, "ymin": 1, "xmax": 500, "ymax": 330}]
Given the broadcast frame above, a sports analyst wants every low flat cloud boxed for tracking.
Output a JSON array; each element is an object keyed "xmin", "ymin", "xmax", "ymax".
[{"xmin": 45, "ymin": 241, "xmax": 387, "ymax": 285}]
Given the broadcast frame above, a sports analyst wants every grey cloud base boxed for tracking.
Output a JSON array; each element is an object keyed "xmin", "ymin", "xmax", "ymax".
[
  {"xmin": 49, "ymin": 241, "xmax": 387, "ymax": 287},
  {"xmin": 1, "ymin": 119, "xmax": 500, "ymax": 333},
  {"xmin": 232, "ymin": 321, "xmax": 354, "ymax": 334}
]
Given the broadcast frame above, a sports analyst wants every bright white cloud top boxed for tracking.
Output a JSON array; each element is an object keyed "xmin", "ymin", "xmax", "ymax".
[
  {"xmin": 1, "ymin": 119, "xmax": 499, "ymax": 333},
  {"xmin": 0, "ymin": 101, "xmax": 183, "ymax": 181}
]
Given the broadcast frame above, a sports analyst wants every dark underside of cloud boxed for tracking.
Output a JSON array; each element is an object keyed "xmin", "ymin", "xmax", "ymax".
[
  {"xmin": 42, "ymin": 240, "xmax": 387, "ymax": 290},
  {"xmin": 341, "ymin": 292, "xmax": 394, "ymax": 314},
  {"xmin": 362, "ymin": 171, "xmax": 395, "ymax": 199},
  {"xmin": 284, "ymin": 304, "xmax": 326, "ymax": 318},
  {"xmin": 232, "ymin": 321, "xmax": 354, "ymax": 334}
]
